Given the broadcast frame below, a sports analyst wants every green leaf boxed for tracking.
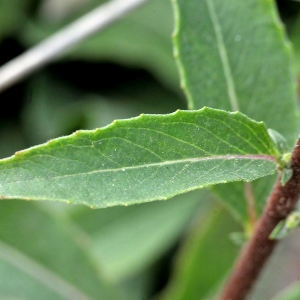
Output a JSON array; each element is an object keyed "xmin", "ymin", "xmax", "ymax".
[
  {"xmin": 158, "ymin": 204, "xmax": 240, "ymax": 300},
  {"xmin": 290, "ymin": 16, "xmax": 300, "ymax": 76},
  {"xmin": 70, "ymin": 191, "xmax": 204, "ymax": 281},
  {"xmin": 0, "ymin": 108, "xmax": 277, "ymax": 207},
  {"xmin": 173, "ymin": 0, "xmax": 299, "ymax": 141},
  {"xmin": 270, "ymin": 211, "xmax": 300, "ymax": 240},
  {"xmin": 172, "ymin": 0, "xmax": 300, "ymax": 223},
  {"xmin": 22, "ymin": 74, "xmax": 183, "ymax": 144},
  {"xmin": 0, "ymin": 0, "xmax": 33, "ymax": 41},
  {"xmin": 0, "ymin": 201, "xmax": 123, "ymax": 299}
]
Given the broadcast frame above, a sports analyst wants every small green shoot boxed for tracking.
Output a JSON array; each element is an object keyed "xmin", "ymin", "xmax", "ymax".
[
  {"xmin": 268, "ymin": 129, "xmax": 293, "ymax": 186},
  {"xmin": 270, "ymin": 211, "xmax": 300, "ymax": 240}
]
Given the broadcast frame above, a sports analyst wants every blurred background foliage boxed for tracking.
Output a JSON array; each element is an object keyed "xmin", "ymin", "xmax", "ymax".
[{"xmin": 1, "ymin": 0, "xmax": 300, "ymax": 299}]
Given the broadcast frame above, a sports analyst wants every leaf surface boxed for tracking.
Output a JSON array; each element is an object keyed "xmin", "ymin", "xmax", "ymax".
[
  {"xmin": 71, "ymin": 191, "xmax": 204, "ymax": 281},
  {"xmin": 159, "ymin": 205, "xmax": 240, "ymax": 300},
  {"xmin": 173, "ymin": 0, "xmax": 300, "ymax": 222},
  {"xmin": 0, "ymin": 108, "xmax": 277, "ymax": 207},
  {"xmin": 173, "ymin": 0, "xmax": 299, "ymax": 140},
  {"xmin": 0, "ymin": 201, "xmax": 123, "ymax": 299}
]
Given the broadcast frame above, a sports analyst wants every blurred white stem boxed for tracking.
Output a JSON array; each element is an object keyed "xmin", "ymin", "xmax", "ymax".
[{"xmin": 0, "ymin": 0, "xmax": 150, "ymax": 93}]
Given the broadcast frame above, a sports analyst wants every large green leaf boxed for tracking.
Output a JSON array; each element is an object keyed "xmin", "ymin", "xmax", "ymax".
[
  {"xmin": 0, "ymin": 201, "xmax": 123, "ymax": 299},
  {"xmin": 173, "ymin": 0, "xmax": 299, "ymax": 138},
  {"xmin": 173, "ymin": 0, "xmax": 299, "ymax": 223},
  {"xmin": 0, "ymin": 108, "xmax": 278, "ymax": 207}
]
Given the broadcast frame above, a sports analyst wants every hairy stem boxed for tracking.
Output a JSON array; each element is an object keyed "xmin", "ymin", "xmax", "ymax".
[
  {"xmin": 220, "ymin": 137, "xmax": 300, "ymax": 300},
  {"xmin": 0, "ymin": 0, "xmax": 150, "ymax": 93}
]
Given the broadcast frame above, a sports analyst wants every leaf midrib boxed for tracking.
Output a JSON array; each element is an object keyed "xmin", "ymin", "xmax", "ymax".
[
  {"xmin": 205, "ymin": 0, "xmax": 239, "ymax": 111},
  {"xmin": 2, "ymin": 154, "xmax": 276, "ymax": 183}
]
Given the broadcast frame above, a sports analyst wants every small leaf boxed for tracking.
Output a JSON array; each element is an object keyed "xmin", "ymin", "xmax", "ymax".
[
  {"xmin": 281, "ymin": 168, "xmax": 293, "ymax": 186},
  {"xmin": 0, "ymin": 108, "xmax": 278, "ymax": 208},
  {"xmin": 270, "ymin": 211, "xmax": 300, "ymax": 240},
  {"xmin": 268, "ymin": 129, "xmax": 288, "ymax": 155},
  {"xmin": 269, "ymin": 220, "xmax": 287, "ymax": 240}
]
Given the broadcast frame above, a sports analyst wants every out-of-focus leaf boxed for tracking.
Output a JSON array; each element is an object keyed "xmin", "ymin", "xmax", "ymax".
[
  {"xmin": 22, "ymin": 75, "xmax": 184, "ymax": 144},
  {"xmin": 0, "ymin": 124, "xmax": 25, "ymax": 158},
  {"xmin": 0, "ymin": 108, "xmax": 278, "ymax": 208},
  {"xmin": 0, "ymin": 0, "xmax": 33, "ymax": 41},
  {"xmin": 172, "ymin": 0, "xmax": 300, "ymax": 223},
  {"xmin": 70, "ymin": 191, "xmax": 206, "ymax": 281},
  {"xmin": 21, "ymin": 0, "xmax": 178, "ymax": 90},
  {"xmin": 0, "ymin": 201, "xmax": 123, "ymax": 299},
  {"xmin": 158, "ymin": 204, "xmax": 240, "ymax": 300},
  {"xmin": 289, "ymin": 16, "xmax": 300, "ymax": 75}
]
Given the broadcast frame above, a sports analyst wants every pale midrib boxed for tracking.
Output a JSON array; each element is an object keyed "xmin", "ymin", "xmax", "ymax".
[
  {"xmin": 206, "ymin": 0, "xmax": 239, "ymax": 111},
  {"xmin": 0, "ymin": 240, "xmax": 91, "ymax": 300},
  {"xmin": 3, "ymin": 154, "xmax": 276, "ymax": 184}
]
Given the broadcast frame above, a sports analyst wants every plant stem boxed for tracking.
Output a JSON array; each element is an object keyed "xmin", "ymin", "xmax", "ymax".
[
  {"xmin": 0, "ymin": 0, "xmax": 150, "ymax": 93},
  {"xmin": 220, "ymin": 137, "xmax": 300, "ymax": 300}
]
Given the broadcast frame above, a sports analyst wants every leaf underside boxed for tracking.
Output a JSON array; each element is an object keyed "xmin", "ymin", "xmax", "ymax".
[{"xmin": 0, "ymin": 108, "xmax": 277, "ymax": 208}]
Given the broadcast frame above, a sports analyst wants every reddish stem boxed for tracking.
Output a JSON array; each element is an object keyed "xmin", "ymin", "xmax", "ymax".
[{"xmin": 220, "ymin": 138, "xmax": 300, "ymax": 300}]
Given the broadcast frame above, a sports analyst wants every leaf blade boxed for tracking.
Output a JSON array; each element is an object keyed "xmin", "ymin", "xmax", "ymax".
[
  {"xmin": 159, "ymin": 205, "xmax": 240, "ymax": 300},
  {"xmin": 172, "ymin": 0, "xmax": 300, "ymax": 223},
  {"xmin": 0, "ymin": 201, "xmax": 123, "ymax": 299},
  {"xmin": 173, "ymin": 0, "xmax": 299, "ymax": 144},
  {"xmin": 0, "ymin": 108, "xmax": 277, "ymax": 207}
]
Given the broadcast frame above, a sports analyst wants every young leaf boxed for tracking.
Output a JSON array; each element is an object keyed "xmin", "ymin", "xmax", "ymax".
[
  {"xmin": 0, "ymin": 108, "xmax": 278, "ymax": 208},
  {"xmin": 270, "ymin": 211, "xmax": 300, "ymax": 240}
]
